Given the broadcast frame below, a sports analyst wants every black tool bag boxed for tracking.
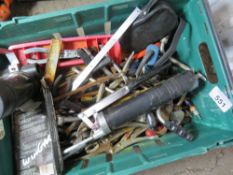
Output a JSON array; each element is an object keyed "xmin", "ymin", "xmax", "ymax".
[{"xmin": 120, "ymin": 0, "xmax": 178, "ymax": 53}]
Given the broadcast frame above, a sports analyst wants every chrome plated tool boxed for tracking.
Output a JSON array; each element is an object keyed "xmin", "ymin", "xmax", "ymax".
[{"xmin": 71, "ymin": 8, "xmax": 142, "ymax": 90}]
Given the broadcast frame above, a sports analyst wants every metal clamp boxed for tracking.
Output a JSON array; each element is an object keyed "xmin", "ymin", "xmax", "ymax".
[{"xmin": 5, "ymin": 52, "xmax": 19, "ymax": 72}]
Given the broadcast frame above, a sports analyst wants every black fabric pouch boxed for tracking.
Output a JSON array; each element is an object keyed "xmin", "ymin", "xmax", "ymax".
[{"xmin": 120, "ymin": 0, "xmax": 178, "ymax": 53}]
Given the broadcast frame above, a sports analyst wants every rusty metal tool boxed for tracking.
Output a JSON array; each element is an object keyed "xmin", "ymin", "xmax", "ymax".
[
  {"xmin": 83, "ymin": 122, "xmax": 148, "ymax": 157},
  {"xmin": 54, "ymin": 75, "xmax": 116, "ymax": 102},
  {"xmin": 112, "ymin": 126, "xmax": 156, "ymax": 153},
  {"xmin": 96, "ymin": 83, "xmax": 105, "ymax": 102},
  {"xmin": 72, "ymin": 67, "xmax": 114, "ymax": 93},
  {"xmin": 44, "ymin": 38, "xmax": 63, "ymax": 86},
  {"xmin": 122, "ymin": 51, "xmax": 135, "ymax": 73}
]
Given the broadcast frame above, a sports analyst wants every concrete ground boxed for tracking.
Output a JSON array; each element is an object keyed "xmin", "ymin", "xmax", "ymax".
[
  {"xmin": 11, "ymin": 1, "xmax": 233, "ymax": 175},
  {"xmin": 135, "ymin": 148, "xmax": 233, "ymax": 175}
]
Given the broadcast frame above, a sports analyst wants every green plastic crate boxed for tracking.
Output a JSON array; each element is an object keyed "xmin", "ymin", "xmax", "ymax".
[{"xmin": 1, "ymin": 0, "xmax": 233, "ymax": 174}]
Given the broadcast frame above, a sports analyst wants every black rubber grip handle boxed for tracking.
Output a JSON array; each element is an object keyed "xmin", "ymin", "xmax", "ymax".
[{"xmin": 104, "ymin": 71, "xmax": 198, "ymax": 130}]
